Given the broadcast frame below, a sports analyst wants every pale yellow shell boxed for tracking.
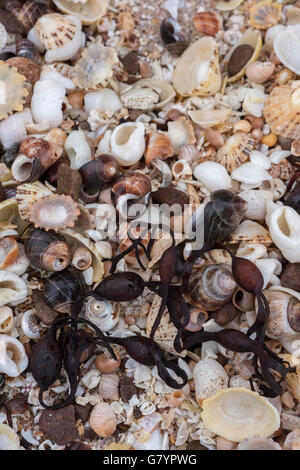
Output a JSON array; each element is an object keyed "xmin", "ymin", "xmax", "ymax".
[
  {"xmin": 0, "ymin": 199, "xmax": 29, "ymax": 235},
  {"xmin": 249, "ymin": 1, "xmax": 282, "ymax": 30},
  {"xmin": 201, "ymin": 388, "xmax": 280, "ymax": 442},
  {"xmin": 0, "ymin": 61, "xmax": 28, "ymax": 120},
  {"xmin": 263, "ymin": 81, "xmax": 300, "ymax": 140},
  {"xmin": 52, "ymin": 0, "xmax": 108, "ymax": 25},
  {"xmin": 226, "ymin": 29, "xmax": 262, "ymax": 83},
  {"xmin": 35, "ymin": 13, "xmax": 77, "ymax": 50},
  {"xmin": 89, "ymin": 402, "xmax": 117, "ymax": 437},
  {"xmin": 214, "ymin": 132, "xmax": 255, "ymax": 172},
  {"xmin": 0, "ymin": 424, "xmax": 20, "ymax": 450}
]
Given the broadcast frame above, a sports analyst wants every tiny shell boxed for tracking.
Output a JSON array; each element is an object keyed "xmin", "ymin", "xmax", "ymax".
[
  {"xmin": 0, "ymin": 334, "xmax": 28, "ymax": 377},
  {"xmin": 214, "ymin": 132, "xmax": 255, "ymax": 173},
  {"xmin": 249, "ymin": 1, "xmax": 282, "ymax": 30},
  {"xmin": 121, "ymin": 79, "xmax": 175, "ymax": 111},
  {"xmin": 193, "ymin": 358, "xmax": 228, "ymax": 403},
  {"xmin": 239, "ymin": 189, "xmax": 273, "ymax": 222},
  {"xmin": 242, "ymin": 88, "xmax": 266, "ymax": 118},
  {"xmin": 145, "ymin": 133, "xmax": 174, "ymax": 167},
  {"xmin": 216, "ymin": 0, "xmax": 244, "ymax": 11},
  {"xmin": 16, "ymin": 181, "xmax": 52, "ymax": 221},
  {"xmin": 21, "ymin": 309, "xmax": 42, "ymax": 340},
  {"xmin": 231, "ymin": 161, "xmax": 272, "ymax": 186},
  {"xmin": 0, "ymin": 237, "xmax": 18, "ymax": 269},
  {"xmin": 65, "ymin": 130, "xmax": 92, "ymax": 170},
  {"xmin": 89, "ymin": 402, "xmax": 117, "ymax": 437},
  {"xmin": 0, "ymin": 270, "xmax": 27, "ymax": 307},
  {"xmin": 111, "ymin": 122, "xmax": 145, "ymax": 166},
  {"xmin": 167, "ymin": 116, "xmax": 196, "ymax": 149},
  {"xmin": 85, "ymin": 298, "xmax": 118, "ymax": 332},
  {"xmin": 52, "ymin": 0, "xmax": 108, "ymax": 25},
  {"xmin": 94, "ymin": 350, "xmax": 121, "ymax": 373},
  {"xmin": 201, "ymin": 388, "xmax": 280, "ymax": 442},
  {"xmin": 72, "ymin": 246, "xmax": 92, "ymax": 270}
]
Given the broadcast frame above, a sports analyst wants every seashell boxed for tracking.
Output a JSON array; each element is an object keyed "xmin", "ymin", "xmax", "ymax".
[
  {"xmin": 263, "ymin": 288, "xmax": 300, "ymax": 339},
  {"xmin": 249, "ymin": 1, "xmax": 281, "ymax": 30},
  {"xmin": 0, "ymin": 270, "xmax": 27, "ymax": 307},
  {"xmin": 274, "ymin": 25, "xmax": 300, "ymax": 75},
  {"xmin": 133, "ymin": 79, "xmax": 175, "ymax": 110},
  {"xmin": 150, "ymin": 159, "xmax": 173, "ymax": 190},
  {"xmin": 79, "ymin": 155, "xmax": 119, "ymax": 195},
  {"xmin": 167, "ymin": 116, "xmax": 196, "ymax": 150},
  {"xmin": 94, "ymin": 350, "xmax": 121, "ymax": 374},
  {"xmin": 236, "ymin": 242, "xmax": 267, "ymax": 263},
  {"xmin": 98, "ymin": 374, "xmax": 120, "ymax": 401},
  {"xmin": 216, "ymin": 437, "xmax": 237, "ymax": 450},
  {"xmin": 16, "ymin": 181, "xmax": 52, "ymax": 221},
  {"xmin": 21, "ymin": 309, "xmax": 42, "ymax": 340},
  {"xmin": 133, "ymin": 428, "xmax": 164, "ymax": 451},
  {"xmin": 175, "ymin": 421, "xmax": 189, "ymax": 447},
  {"xmin": 73, "ymin": 37, "xmax": 118, "ymax": 90},
  {"xmin": 201, "ymin": 388, "xmax": 280, "ymax": 442},
  {"xmin": 0, "ymin": 9, "xmax": 24, "ymax": 35},
  {"xmin": 214, "ymin": 132, "xmax": 255, "ymax": 173},
  {"xmin": 145, "ymin": 133, "xmax": 174, "ymax": 168},
  {"xmin": 242, "ymin": 88, "xmax": 266, "ymax": 118},
  {"xmin": 228, "ymin": 220, "xmax": 272, "ymax": 245},
  {"xmin": 193, "ymin": 358, "xmax": 228, "ymax": 403},
  {"xmin": 84, "ymin": 89, "xmax": 122, "ymax": 114},
  {"xmin": 31, "ymin": 77, "xmax": 66, "ymax": 128},
  {"xmin": 215, "ymin": 0, "xmax": 244, "ymax": 11},
  {"xmin": 160, "ymin": 17, "xmax": 189, "ymax": 45},
  {"xmin": 0, "ymin": 198, "xmax": 29, "ymax": 235},
  {"xmin": 72, "ymin": 246, "xmax": 92, "ymax": 271},
  {"xmin": 283, "ymin": 428, "xmax": 300, "ymax": 450},
  {"xmin": 0, "ymin": 237, "xmax": 18, "ymax": 269},
  {"xmin": 0, "ymin": 334, "xmax": 28, "ymax": 377},
  {"xmin": 119, "ymin": 223, "xmax": 150, "ymax": 269},
  {"xmin": 89, "ymin": 402, "xmax": 117, "ymax": 437},
  {"xmin": 0, "ymin": 424, "xmax": 20, "ymax": 450},
  {"xmin": 239, "ymin": 189, "xmax": 273, "ymax": 222},
  {"xmin": 34, "ymin": 13, "xmax": 83, "ymax": 62},
  {"xmin": 112, "ymin": 171, "xmax": 151, "ymax": 221},
  {"xmin": 269, "ymin": 159, "xmax": 293, "ymax": 181},
  {"xmin": 287, "ymin": 7, "xmax": 300, "ymax": 26},
  {"xmin": 193, "ymin": 11, "xmax": 221, "ymax": 37},
  {"xmin": 0, "ymin": 306, "xmax": 13, "ymax": 334},
  {"xmin": 0, "ymin": 108, "xmax": 33, "ymax": 150},
  {"xmin": 193, "ymin": 161, "xmax": 232, "ymax": 192},
  {"xmin": 29, "ymin": 194, "xmax": 80, "ymax": 232},
  {"xmin": 52, "ymin": 0, "xmax": 108, "ymax": 25},
  {"xmin": 65, "ymin": 130, "xmax": 92, "ymax": 170},
  {"xmin": 281, "ymin": 263, "xmax": 300, "ymax": 292},
  {"xmin": 85, "ymin": 298, "xmax": 118, "ymax": 332},
  {"xmin": 110, "ymin": 122, "xmax": 145, "ymax": 167},
  {"xmin": 173, "ymin": 37, "xmax": 221, "ymax": 97},
  {"xmin": 226, "ymin": 30, "xmax": 262, "ymax": 83},
  {"xmin": 189, "ymin": 264, "xmax": 237, "ymax": 310},
  {"xmin": 43, "ymin": 268, "xmax": 85, "ymax": 313},
  {"xmin": 237, "ymin": 436, "xmax": 281, "ymax": 450},
  {"xmin": 0, "ymin": 60, "xmax": 28, "ymax": 120},
  {"xmin": 265, "ymin": 202, "xmax": 300, "ymax": 263},
  {"xmin": 231, "ymin": 161, "xmax": 272, "ymax": 187},
  {"xmin": 24, "ymin": 227, "xmax": 71, "ymax": 271},
  {"xmin": 188, "ymin": 108, "xmax": 231, "ymax": 129},
  {"xmin": 245, "ymin": 61, "xmax": 275, "ymax": 84}
]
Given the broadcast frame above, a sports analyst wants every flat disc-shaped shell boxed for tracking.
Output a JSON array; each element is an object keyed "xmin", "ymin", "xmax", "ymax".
[
  {"xmin": 188, "ymin": 108, "xmax": 231, "ymax": 129},
  {"xmin": 225, "ymin": 30, "xmax": 262, "ymax": 83},
  {"xmin": 173, "ymin": 37, "xmax": 221, "ymax": 97},
  {"xmin": 201, "ymin": 388, "xmax": 280, "ymax": 442},
  {"xmin": 214, "ymin": 132, "xmax": 255, "ymax": 172},
  {"xmin": 249, "ymin": 1, "xmax": 282, "ymax": 30},
  {"xmin": 263, "ymin": 81, "xmax": 300, "ymax": 140},
  {"xmin": 274, "ymin": 25, "xmax": 300, "ymax": 75},
  {"xmin": 52, "ymin": 0, "xmax": 107, "ymax": 24},
  {"xmin": 0, "ymin": 61, "xmax": 28, "ymax": 120},
  {"xmin": 216, "ymin": 0, "xmax": 244, "ymax": 11}
]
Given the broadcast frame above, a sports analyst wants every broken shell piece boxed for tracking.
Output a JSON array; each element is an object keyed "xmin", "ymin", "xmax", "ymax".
[
  {"xmin": 274, "ymin": 25, "xmax": 300, "ymax": 75},
  {"xmin": 226, "ymin": 30, "xmax": 262, "ymax": 83},
  {"xmin": 231, "ymin": 161, "xmax": 272, "ymax": 186},
  {"xmin": 193, "ymin": 358, "xmax": 228, "ymax": 403},
  {"xmin": 201, "ymin": 388, "xmax": 280, "ymax": 442},
  {"xmin": 216, "ymin": 0, "xmax": 244, "ymax": 11},
  {"xmin": 145, "ymin": 133, "xmax": 174, "ymax": 167},
  {"xmin": 214, "ymin": 132, "xmax": 255, "ymax": 173},
  {"xmin": 0, "ymin": 306, "xmax": 14, "ymax": 334},
  {"xmin": 85, "ymin": 298, "xmax": 118, "ymax": 332},
  {"xmin": 0, "ymin": 334, "xmax": 28, "ymax": 377},
  {"xmin": 34, "ymin": 13, "xmax": 83, "ymax": 62},
  {"xmin": 52, "ymin": 0, "xmax": 108, "ymax": 25},
  {"xmin": 172, "ymin": 160, "xmax": 192, "ymax": 179},
  {"xmin": 111, "ymin": 122, "xmax": 145, "ymax": 167},
  {"xmin": 29, "ymin": 194, "xmax": 80, "ymax": 232},
  {"xmin": 0, "ymin": 237, "xmax": 18, "ymax": 269},
  {"xmin": 263, "ymin": 81, "xmax": 300, "ymax": 140},
  {"xmin": 173, "ymin": 37, "xmax": 221, "ymax": 97},
  {"xmin": 0, "ymin": 270, "xmax": 27, "ymax": 307},
  {"xmin": 21, "ymin": 309, "xmax": 42, "ymax": 340},
  {"xmin": 237, "ymin": 436, "xmax": 281, "ymax": 450},
  {"xmin": 193, "ymin": 161, "xmax": 232, "ymax": 192},
  {"xmin": 243, "ymin": 88, "xmax": 267, "ymax": 118},
  {"xmin": 188, "ymin": 108, "xmax": 231, "ymax": 129},
  {"xmin": 249, "ymin": 1, "xmax": 282, "ymax": 30},
  {"xmin": 245, "ymin": 61, "xmax": 275, "ymax": 84},
  {"xmin": 31, "ymin": 77, "xmax": 66, "ymax": 128},
  {"xmin": 121, "ymin": 79, "xmax": 175, "ymax": 111},
  {"xmin": 65, "ymin": 130, "xmax": 92, "ymax": 170},
  {"xmin": 239, "ymin": 190, "xmax": 273, "ymax": 222},
  {"xmin": 0, "ymin": 424, "xmax": 20, "ymax": 450},
  {"xmin": 228, "ymin": 220, "xmax": 272, "ymax": 245},
  {"xmin": 167, "ymin": 116, "xmax": 196, "ymax": 149},
  {"xmin": 0, "ymin": 60, "xmax": 28, "ymax": 120}
]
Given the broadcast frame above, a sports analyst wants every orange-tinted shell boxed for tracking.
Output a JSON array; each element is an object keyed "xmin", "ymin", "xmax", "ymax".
[
  {"xmin": 29, "ymin": 194, "xmax": 80, "ymax": 232},
  {"xmin": 249, "ymin": 1, "xmax": 282, "ymax": 30},
  {"xmin": 193, "ymin": 11, "xmax": 221, "ymax": 37}
]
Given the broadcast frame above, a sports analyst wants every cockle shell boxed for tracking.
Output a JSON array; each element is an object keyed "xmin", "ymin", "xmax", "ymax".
[
  {"xmin": 201, "ymin": 388, "xmax": 280, "ymax": 442},
  {"xmin": 237, "ymin": 436, "xmax": 281, "ymax": 450},
  {"xmin": 249, "ymin": 1, "xmax": 282, "ymax": 30},
  {"xmin": 274, "ymin": 25, "xmax": 300, "ymax": 75},
  {"xmin": 226, "ymin": 29, "xmax": 262, "ymax": 83},
  {"xmin": 89, "ymin": 402, "xmax": 117, "ymax": 437},
  {"xmin": 29, "ymin": 194, "xmax": 80, "ymax": 232},
  {"xmin": 0, "ymin": 270, "xmax": 27, "ymax": 307},
  {"xmin": 193, "ymin": 358, "xmax": 228, "ymax": 403},
  {"xmin": 0, "ymin": 61, "xmax": 28, "ymax": 120},
  {"xmin": 263, "ymin": 81, "xmax": 300, "ymax": 140},
  {"xmin": 98, "ymin": 374, "xmax": 120, "ymax": 401},
  {"xmin": 173, "ymin": 37, "xmax": 221, "ymax": 97},
  {"xmin": 0, "ymin": 334, "xmax": 28, "ymax": 377},
  {"xmin": 188, "ymin": 108, "xmax": 231, "ymax": 129},
  {"xmin": 0, "ymin": 424, "xmax": 20, "ymax": 450},
  {"xmin": 214, "ymin": 132, "xmax": 255, "ymax": 173},
  {"xmin": 110, "ymin": 122, "xmax": 145, "ymax": 167},
  {"xmin": 193, "ymin": 11, "xmax": 222, "ymax": 36},
  {"xmin": 34, "ymin": 13, "xmax": 83, "ymax": 62},
  {"xmin": 228, "ymin": 220, "xmax": 272, "ymax": 245},
  {"xmin": 52, "ymin": 0, "xmax": 108, "ymax": 25},
  {"xmin": 0, "ymin": 306, "xmax": 14, "ymax": 334},
  {"xmin": 85, "ymin": 298, "xmax": 118, "ymax": 332},
  {"xmin": 121, "ymin": 79, "xmax": 175, "ymax": 111}
]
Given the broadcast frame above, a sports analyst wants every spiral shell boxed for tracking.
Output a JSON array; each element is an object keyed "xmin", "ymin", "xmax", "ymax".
[
  {"xmin": 43, "ymin": 268, "xmax": 85, "ymax": 313},
  {"xmin": 98, "ymin": 374, "xmax": 120, "ymax": 401},
  {"xmin": 249, "ymin": 1, "xmax": 281, "ymax": 30},
  {"xmin": 214, "ymin": 132, "xmax": 255, "ymax": 173},
  {"xmin": 263, "ymin": 287, "xmax": 300, "ymax": 339},
  {"xmin": 12, "ymin": 0, "xmax": 48, "ymax": 33},
  {"xmin": 79, "ymin": 155, "xmax": 120, "ymax": 193},
  {"xmin": 52, "ymin": 0, "xmax": 108, "ymax": 25},
  {"xmin": 72, "ymin": 246, "xmax": 92, "ymax": 271},
  {"xmin": 0, "ymin": 270, "xmax": 27, "ymax": 307},
  {"xmin": 89, "ymin": 402, "xmax": 117, "ymax": 437},
  {"xmin": 29, "ymin": 194, "xmax": 80, "ymax": 232},
  {"xmin": 193, "ymin": 11, "xmax": 221, "ymax": 36},
  {"xmin": 112, "ymin": 172, "xmax": 151, "ymax": 220},
  {"xmin": 0, "ymin": 61, "xmax": 28, "ymax": 120},
  {"xmin": 237, "ymin": 436, "xmax": 281, "ymax": 450},
  {"xmin": 21, "ymin": 309, "xmax": 42, "ymax": 340}
]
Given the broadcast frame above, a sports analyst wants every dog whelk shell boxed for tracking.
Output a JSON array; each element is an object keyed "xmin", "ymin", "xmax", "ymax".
[
  {"xmin": 52, "ymin": 0, "xmax": 108, "ymax": 25},
  {"xmin": 0, "ymin": 334, "xmax": 28, "ymax": 377},
  {"xmin": 0, "ymin": 270, "xmax": 27, "ymax": 307},
  {"xmin": 0, "ymin": 424, "xmax": 20, "ymax": 450},
  {"xmin": 193, "ymin": 161, "xmax": 231, "ymax": 192},
  {"xmin": 0, "ymin": 61, "xmax": 28, "ymax": 120},
  {"xmin": 274, "ymin": 25, "xmax": 300, "ymax": 75},
  {"xmin": 193, "ymin": 358, "xmax": 228, "ymax": 403},
  {"xmin": 89, "ymin": 402, "xmax": 117, "ymax": 437},
  {"xmin": 0, "ymin": 306, "xmax": 14, "ymax": 334},
  {"xmin": 111, "ymin": 122, "xmax": 145, "ymax": 167},
  {"xmin": 201, "ymin": 388, "xmax": 280, "ymax": 442},
  {"xmin": 214, "ymin": 133, "xmax": 255, "ymax": 173},
  {"xmin": 249, "ymin": 1, "xmax": 282, "ymax": 30},
  {"xmin": 173, "ymin": 37, "xmax": 221, "ymax": 97},
  {"xmin": 226, "ymin": 30, "xmax": 262, "ymax": 83},
  {"xmin": 237, "ymin": 436, "xmax": 281, "ymax": 450}
]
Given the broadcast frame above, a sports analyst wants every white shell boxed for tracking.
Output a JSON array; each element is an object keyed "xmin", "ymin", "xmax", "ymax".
[
  {"xmin": 172, "ymin": 160, "xmax": 192, "ymax": 179},
  {"xmin": 264, "ymin": 24, "xmax": 285, "ymax": 52},
  {"xmin": 250, "ymin": 151, "xmax": 271, "ymax": 170},
  {"xmin": 21, "ymin": 309, "xmax": 42, "ymax": 340},
  {"xmin": 134, "ymin": 428, "xmax": 164, "ymax": 450},
  {"xmin": 274, "ymin": 25, "xmax": 300, "ymax": 75},
  {"xmin": 231, "ymin": 162, "xmax": 272, "ymax": 186},
  {"xmin": 0, "ymin": 334, "xmax": 28, "ymax": 377},
  {"xmin": 0, "ymin": 306, "xmax": 13, "ymax": 334},
  {"xmin": 228, "ymin": 220, "xmax": 271, "ymax": 245},
  {"xmin": 65, "ymin": 130, "xmax": 92, "ymax": 169},
  {"xmin": 255, "ymin": 258, "xmax": 281, "ymax": 289},
  {"xmin": 0, "ymin": 24, "xmax": 7, "ymax": 51},
  {"xmin": 193, "ymin": 161, "xmax": 232, "ymax": 192},
  {"xmin": 110, "ymin": 122, "xmax": 145, "ymax": 166},
  {"xmin": 193, "ymin": 358, "xmax": 229, "ymax": 402},
  {"xmin": 0, "ymin": 424, "xmax": 20, "ymax": 450},
  {"xmin": 239, "ymin": 190, "xmax": 273, "ymax": 222},
  {"xmin": 265, "ymin": 201, "xmax": 300, "ymax": 262},
  {"xmin": 84, "ymin": 89, "xmax": 122, "ymax": 114},
  {"xmin": 0, "ymin": 270, "xmax": 27, "ymax": 307},
  {"xmin": 236, "ymin": 243, "xmax": 267, "ymax": 262},
  {"xmin": 31, "ymin": 78, "xmax": 66, "ymax": 128}
]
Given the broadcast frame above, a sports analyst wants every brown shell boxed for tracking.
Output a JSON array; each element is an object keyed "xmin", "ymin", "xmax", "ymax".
[
  {"xmin": 15, "ymin": 38, "xmax": 41, "ymax": 63},
  {"xmin": 214, "ymin": 132, "xmax": 255, "ymax": 172},
  {"xmin": 0, "ymin": 9, "xmax": 24, "ymax": 34},
  {"xmin": 193, "ymin": 11, "xmax": 221, "ymax": 36},
  {"xmin": 269, "ymin": 159, "xmax": 294, "ymax": 181},
  {"xmin": 29, "ymin": 194, "xmax": 80, "ymax": 232},
  {"xmin": 0, "ymin": 237, "xmax": 18, "ymax": 269},
  {"xmin": 249, "ymin": 1, "xmax": 282, "ymax": 30},
  {"xmin": 112, "ymin": 172, "xmax": 151, "ymax": 199}
]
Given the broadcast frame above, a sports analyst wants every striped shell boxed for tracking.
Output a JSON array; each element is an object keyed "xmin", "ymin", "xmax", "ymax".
[
  {"xmin": 0, "ymin": 61, "xmax": 28, "ymax": 120},
  {"xmin": 214, "ymin": 132, "xmax": 255, "ymax": 172},
  {"xmin": 249, "ymin": 1, "xmax": 282, "ymax": 30},
  {"xmin": 193, "ymin": 11, "xmax": 221, "ymax": 36},
  {"xmin": 52, "ymin": 0, "xmax": 108, "ymax": 25},
  {"xmin": 263, "ymin": 81, "xmax": 300, "ymax": 140}
]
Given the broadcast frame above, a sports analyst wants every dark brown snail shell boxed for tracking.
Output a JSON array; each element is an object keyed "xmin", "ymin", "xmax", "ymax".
[
  {"xmin": 0, "ymin": 9, "xmax": 24, "ymax": 34},
  {"xmin": 112, "ymin": 171, "xmax": 151, "ymax": 220},
  {"xmin": 79, "ymin": 155, "xmax": 120, "ymax": 193},
  {"xmin": 204, "ymin": 190, "xmax": 248, "ymax": 242},
  {"xmin": 24, "ymin": 227, "xmax": 71, "ymax": 272},
  {"xmin": 43, "ymin": 269, "xmax": 85, "ymax": 313}
]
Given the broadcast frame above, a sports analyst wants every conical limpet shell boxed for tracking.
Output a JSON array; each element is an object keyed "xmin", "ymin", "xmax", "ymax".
[
  {"xmin": 214, "ymin": 132, "xmax": 255, "ymax": 173},
  {"xmin": 52, "ymin": 0, "xmax": 108, "ymax": 25},
  {"xmin": 249, "ymin": 1, "xmax": 282, "ymax": 30},
  {"xmin": 225, "ymin": 30, "xmax": 262, "ymax": 83},
  {"xmin": 173, "ymin": 37, "xmax": 221, "ymax": 97},
  {"xmin": 29, "ymin": 194, "xmax": 80, "ymax": 232},
  {"xmin": 0, "ymin": 61, "xmax": 28, "ymax": 120},
  {"xmin": 201, "ymin": 388, "xmax": 280, "ymax": 442}
]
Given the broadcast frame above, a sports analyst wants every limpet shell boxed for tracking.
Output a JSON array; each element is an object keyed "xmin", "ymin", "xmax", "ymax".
[
  {"xmin": 216, "ymin": 0, "xmax": 244, "ymax": 11},
  {"xmin": 201, "ymin": 388, "xmax": 280, "ymax": 442},
  {"xmin": 249, "ymin": 1, "xmax": 282, "ymax": 30},
  {"xmin": 52, "ymin": 0, "xmax": 108, "ymax": 25},
  {"xmin": 0, "ymin": 61, "xmax": 28, "ymax": 120},
  {"xmin": 173, "ymin": 37, "xmax": 221, "ymax": 97},
  {"xmin": 188, "ymin": 108, "xmax": 231, "ymax": 129},
  {"xmin": 214, "ymin": 132, "xmax": 255, "ymax": 173},
  {"xmin": 29, "ymin": 194, "xmax": 80, "ymax": 232},
  {"xmin": 226, "ymin": 30, "xmax": 262, "ymax": 83}
]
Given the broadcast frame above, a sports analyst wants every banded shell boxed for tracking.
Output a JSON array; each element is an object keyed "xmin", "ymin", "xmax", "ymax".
[
  {"xmin": 274, "ymin": 25, "xmax": 300, "ymax": 75},
  {"xmin": 214, "ymin": 132, "xmax": 255, "ymax": 173},
  {"xmin": 52, "ymin": 0, "xmax": 108, "ymax": 25},
  {"xmin": 85, "ymin": 298, "xmax": 118, "ymax": 332},
  {"xmin": 29, "ymin": 194, "xmax": 80, "ymax": 232},
  {"xmin": 226, "ymin": 29, "xmax": 262, "ymax": 83},
  {"xmin": 249, "ymin": 1, "xmax": 282, "ymax": 30},
  {"xmin": 193, "ymin": 11, "xmax": 222, "ymax": 37},
  {"xmin": 263, "ymin": 81, "xmax": 300, "ymax": 140},
  {"xmin": 0, "ymin": 61, "xmax": 28, "ymax": 120},
  {"xmin": 216, "ymin": 0, "xmax": 244, "ymax": 11},
  {"xmin": 73, "ymin": 37, "xmax": 118, "ymax": 90},
  {"xmin": 173, "ymin": 37, "xmax": 221, "ymax": 97},
  {"xmin": 201, "ymin": 388, "xmax": 280, "ymax": 442},
  {"xmin": 121, "ymin": 79, "xmax": 175, "ymax": 111},
  {"xmin": 89, "ymin": 402, "xmax": 117, "ymax": 438}
]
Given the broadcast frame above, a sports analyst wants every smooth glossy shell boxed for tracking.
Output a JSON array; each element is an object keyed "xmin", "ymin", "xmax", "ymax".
[
  {"xmin": 201, "ymin": 388, "xmax": 280, "ymax": 442},
  {"xmin": 52, "ymin": 0, "xmax": 108, "ymax": 25},
  {"xmin": 43, "ymin": 269, "xmax": 85, "ymax": 313},
  {"xmin": 226, "ymin": 30, "xmax": 262, "ymax": 83},
  {"xmin": 214, "ymin": 132, "xmax": 255, "ymax": 173},
  {"xmin": 249, "ymin": 1, "xmax": 281, "ymax": 30},
  {"xmin": 0, "ymin": 61, "xmax": 28, "ymax": 120}
]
